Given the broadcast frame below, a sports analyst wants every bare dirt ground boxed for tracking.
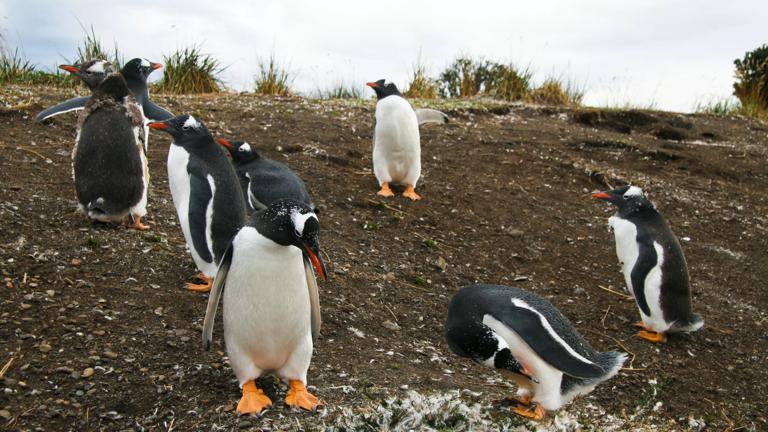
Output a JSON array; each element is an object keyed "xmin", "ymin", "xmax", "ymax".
[{"xmin": 1, "ymin": 86, "xmax": 767, "ymax": 431}]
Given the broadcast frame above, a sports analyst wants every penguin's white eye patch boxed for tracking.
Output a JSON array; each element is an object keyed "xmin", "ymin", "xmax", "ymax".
[
  {"xmin": 238, "ymin": 142, "xmax": 251, "ymax": 153},
  {"xmin": 290, "ymin": 210, "xmax": 316, "ymax": 237},
  {"xmin": 87, "ymin": 61, "xmax": 106, "ymax": 73},
  {"xmin": 183, "ymin": 116, "xmax": 200, "ymax": 130},
  {"xmin": 624, "ymin": 186, "xmax": 644, "ymax": 198},
  {"xmin": 140, "ymin": 58, "xmax": 151, "ymax": 68}
]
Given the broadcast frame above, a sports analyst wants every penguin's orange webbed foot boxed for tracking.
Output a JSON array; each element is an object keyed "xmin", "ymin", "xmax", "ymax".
[
  {"xmin": 632, "ymin": 321, "xmax": 647, "ymax": 329},
  {"xmin": 637, "ymin": 329, "xmax": 666, "ymax": 343},
  {"xmin": 285, "ymin": 380, "xmax": 322, "ymax": 411},
  {"xmin": 512, "ymin": 403, "xmax": 546, "ymax": 421},
  {"xmin": 505, "ymin": 394, "xmax": 532, "ymax": 406},
  {"xmin": 237, "ymin": 381, "xmax": 272, "ymax": 416},
  {"xmin": 186, "ymin": 274, "xmax": 212, "ymax": 293},
  {"xmin": 377, "ymin": 182, "xmax": 395, "ymax": 198},
  {"xmin": 124, "ymin": 215, "xmax": 150, "ymax": 231},
  {"xmin": 403, "ymin": 184, "xmax": 421, "ymax": 201}
]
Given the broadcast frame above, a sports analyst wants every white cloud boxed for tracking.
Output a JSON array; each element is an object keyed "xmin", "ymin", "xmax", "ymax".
[{"xmin": 3, "ymin": 0, "xmax": 767, "ymax": 111}]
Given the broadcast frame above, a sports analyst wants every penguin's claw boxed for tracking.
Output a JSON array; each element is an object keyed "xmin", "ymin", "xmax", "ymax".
[
  {"xmin": 124, "ymin": 216, "xmax": 150, "ymax": 231},
  {"xmin": 637, "ymin": 329, "xmax": 667, "ymax": 343},
  {"xmin": 403, "ymin": 185, "xmax": 421, "ymax": 201},
  {"xmin": 512, "ymin": 403, "xmax": 546, "ymax": 421},
  {"xmin": 377, "ymin": 183, "xmax": 395, "ymax": 198},
  {"xmin": 186, "ymin": 275, "xmax": 212, "ymax": 293},
  {"xmin": 285, "ymin": 380, "xmax": 322, "ymax": 411},
  {"xmin": 236, "ymin": 381, "xmax": 272, "ymax": 416}
]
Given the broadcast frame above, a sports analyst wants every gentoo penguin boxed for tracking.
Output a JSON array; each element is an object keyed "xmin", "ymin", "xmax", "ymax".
[
  {"xmin": 202, "ymin": 199, "xmax": 326, "ymax": 415},
  {"xmin": 445, "ymin": 284, "xmax": 626, "ymax": 420},
  {"xmin": 59, "ymin": 59, "xmax": 116, "ymax": 91},
  {"xmin": 217, "ymin": 138, "xmax": 315, "ymax": 213},
  {"xmin": 148, "ymin": 115, "xmax": 246, "ymax": 292},
  {"xmin": 592, "ymin": 185, "xmax": 703, "ymax": 343},
  {"xmin": 36, "ymin": 57, "xmax": 173, "ymax": 124},
  {"xmin": 367, "ymin": 79, "xmax": 423, "ymax": 200},
  {"xmin": 73, "ymin": 72, "xmax": 149, "ymax": 230}
]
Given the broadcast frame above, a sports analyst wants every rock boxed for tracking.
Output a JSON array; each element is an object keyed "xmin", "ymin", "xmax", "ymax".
[
  {"xmin": 382, "ymin": 320, "xmax": 400, "ymax": 331},
  {"xmin": 39, "ymin": 343, "xmax": 52, "ymax": 353},
  {"xmin": 0, "ymin": 409, "xmax": 10, "ymax": 420},
  {"xmin": 384, "ymin": 272, "xmax": 396, "ymax": 282},
  {"xmin": 46, "ymin": 290, "xmax": 55, "ymax": 297},
  {"xmin": 433, "ymin": 256, "xmax": 448, "ymax": 272},
  {"xmin": 103, "ymin": 350, "xmax": 118, "ymax": 359},
  {"xmin": 55, "ymin": 366, "xmax": 74, "ymax": 374},
  {"xmin": 81, "ymin": 368, "xmax": 94, "ymax": 378},
  {"xmin": 70, "ymin": 258, "xmax": 81, "ymax": 267}
]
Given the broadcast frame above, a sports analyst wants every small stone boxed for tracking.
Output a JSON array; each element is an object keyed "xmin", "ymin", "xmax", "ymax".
[
  {"xmin": 55, "ymin": 366, "xmax": 74, "ymax": 374},
  {"xmin": 0, "ymin": 409, "xmax": 10, "ymax": 420},
  {"xmin": 103, "ymin": 350, "xmax": 118, "ymax": 359},
  {"xmin": 81, "ymin": 368, "xmax": 94, "ymax": 378},
  {"xmin": 433, "ymin": 256, "xmax": 448, "ymax": 272},
  {"xmin": 70, "ymin": 258, "xmax": 81, "ymax": 267},
  {"xmin": 384, "ymin": 272, "xmax": 396, "ymax": 282},
  {"xmin": 20, "ymin": 303, "xmax": 32, "ymax": 310},
  {"xmin": 39, "ymin": 343, "xmax": 52, "ymax": 353},
  {"xmin": 238, "ymin": 420, "xmax": 253, "ymax": 429},
  {"xmin": 382, "ymin": 320, "xmax": 400, "ymax": 331},
  {"xmin": 46, "ymin": 290, "xmax": 55, "ymax": 297},
  {"xmin": 92, "ymin": 330, "xmax": 105, "ymax": 336}
]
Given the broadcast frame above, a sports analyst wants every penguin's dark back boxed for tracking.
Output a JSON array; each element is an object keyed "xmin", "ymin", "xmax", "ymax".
[
  {"xmin": 74, "ymin": 105, "xmax": 144, "ymax": 208},
  {"xmin": 236, "ymin": 158, "xmax": 312, "ymax": 208},
  {"xmin": 449, "ymin": 284, "xmax": 599, "ymax": 361}
]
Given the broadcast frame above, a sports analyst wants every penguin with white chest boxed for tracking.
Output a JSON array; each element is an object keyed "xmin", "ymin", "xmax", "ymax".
[
  {"xmin": 445, "ymin": 284, "xmax": 626, "ymax": 420},
  {"xmin": 367, "ymin": 79, "xmax": 423, "ymax": 200},
  {"xmin": 592, "ymin": 185, "xmax": 703, "ymax": 343},
  {"xmin": 148, "ymin": 115, "xmax": 246, "ymax": 292},
  {"xmin": 217, "ymin": 138, "xmax": 315, "ymax": 213},
  {"xmin": 73, "ymin": 72, "xmax": 149, "ymax": 230},
  {"xmin": 202, "ymin": 199, "xmax": 327, "ymax": 415}
]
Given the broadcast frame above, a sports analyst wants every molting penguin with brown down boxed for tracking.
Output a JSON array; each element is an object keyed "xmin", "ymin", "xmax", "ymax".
[
  {"xmin": 72, "ymin": 72, "xmax": 150, "ymax": 230},
  {"xmin": 592, "ymin": 185, "xmax": 703, "ymax": 343}
]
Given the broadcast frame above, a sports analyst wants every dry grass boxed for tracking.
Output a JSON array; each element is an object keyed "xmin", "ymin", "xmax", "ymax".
[
  {"xmin": 438, "ymin": 56, "xmax": 532, "ymax": 101},
  {"xmin": 254, "ymin": 54, "xmax": 293, "ymax": 96},
  {"xmin": 313, "ymin": 82, "xmax": 361, "ymax": 99},
  {"xmin": 404, "ymin": 55, "xmax": 439, "ymax": 99},
  {"xmin": 154, "ymin": 46, "xmax": 224, "ymax": 94},
  {"xmin": 526, "ymin": 78, "xmax": 584, "ymax": 106},
  {"xmin": 71, "ymin": 25, "xmax": 123, "ymax": 69},
  {"xmin": 0, "ymin": 34, "xmax": 72, "ymax": 87}
]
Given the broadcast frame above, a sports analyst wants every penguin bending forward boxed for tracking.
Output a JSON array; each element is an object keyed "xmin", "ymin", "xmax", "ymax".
[
  {"xmin": 592, "ymin": 185, "xmax": 703, "ymax": 343},
  {"xmin": 73, "ymin": 72, "xmax": 149, "ymax": 230},
  {"xmin": 203, "ymin": 199, "xmax": 327, "ymax": 415},
  {"xmin": 445, "ymin": 284, "xmax": 626, "ymax": 420},
  {"xmin": 217, "ymin": 138, "xmax": 315, "ymax": 213},
  {"xmin": 367, "ymin": 79, "xmax": 423, "ymax": 200},
  {"xmin": 148, "ymin": 115, "xmax": 246, "ymax": 292}
]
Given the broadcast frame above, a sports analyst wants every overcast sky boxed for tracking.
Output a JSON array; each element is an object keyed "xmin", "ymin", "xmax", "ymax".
[{"xmin": 2, "ymin": 1, "xmax": 766, "ymax": 112}]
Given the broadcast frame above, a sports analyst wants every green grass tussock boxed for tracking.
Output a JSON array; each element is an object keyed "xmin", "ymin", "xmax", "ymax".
[
  {"xmin": 438, "ymin": 56, "xmax": 532, "ymax": 101},
  {"xmin": 254, "ymin": 54, "xmax": 293, "ymax": 96},
  {"xmin": 404, "ymin": 55, "xmax": 439, "ymax": 99},
  {"xmin": 154, "ymin": 46, "xmax": 224, "ymax": 94},
  {"xmin": 71, "ymin": 25, "xmax": 123, "ymax": 69}
]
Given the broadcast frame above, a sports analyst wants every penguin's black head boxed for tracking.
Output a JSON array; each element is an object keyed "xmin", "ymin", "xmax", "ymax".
[
  {"xmin": 121, "ymin": 58, "xmax": 163, "ymax": 82},
  {"xmin": 592, "ymin": 185, "xmax": 655, "ymax": 215},
  {"xmin": 59, "ymin": 59, "xmax": 115, "ymax": 90},
  {"xmin": 366, "ymin": 79, "xmax": 402, "ymax": 99},
  {"xmin": 255, "ymin": 199, "xmax": 327, "ymax": 279},
  {"xmin": 148, "ymin": 114, "xmax": 212, "ymax": 147},
  {"xmin": 217, "ymin": 138, "xmax": 262, "ymax": 164}
]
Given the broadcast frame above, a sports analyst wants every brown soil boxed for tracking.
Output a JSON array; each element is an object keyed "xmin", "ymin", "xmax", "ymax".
[{"xmin": 1, "ymin": 87, "xmax": 767, "ymax": 431}]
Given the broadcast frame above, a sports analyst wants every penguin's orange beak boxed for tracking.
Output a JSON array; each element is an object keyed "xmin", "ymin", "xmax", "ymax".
[
  {"xmin": 151, "ymin": 63, "xmax": 163, "ymax": 71},
  {"xmin": 366, "ymin": 81, "xmax": 380, "ymax": 88},
  {"xmin": 147, "ymin": 121, "xmax": 168, "ymax": 130},
  {"xmin": 217, "ymin": 138, "xmax": 233, "ymax": 149},
  {"xmin": 59, "ymin": 65, "xmax": 79, "ymax": 74},
  {"xmin": 303, "ymin": 244, "xmax": 327, "ymax": 279},
  {"xmin": 591, "ymin": 192, "xmax": 612, "ymax": 199}
]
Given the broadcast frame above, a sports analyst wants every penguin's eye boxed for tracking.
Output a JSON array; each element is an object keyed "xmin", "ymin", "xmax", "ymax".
[
  {"xmin": 294, "ymin": 229, "xmax": 301, "ymax": 238},
  {"xmin": 182, "ymin": 125, "xmax": 190, "ymax": 131},
  {"xmin": 239, "ymin": 147, "xmax": 246, "ymax": 152},
  {"xmin": 623, "ymin": 195, "xmax": 630, "ymax": 200}
]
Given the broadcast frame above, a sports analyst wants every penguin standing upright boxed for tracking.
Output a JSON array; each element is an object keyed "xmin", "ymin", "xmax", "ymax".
[
  {"xmin": 148, "ymin": 115, "xmax": 246, "ymax": 292},
  {"xmin": 58, "ymin": 59, "xmax": 116, "ymax": 92},
  {"xmin": 36, "ymin": 57, "xmax": 173, "ymax": 125},
  {"xmin": 203, "ymin": 199, "xmax": 326, "ymax": 415},
  {"xmin": 445, "ymin": 284, "xmax": 626, "ymax": 420},
  {"xmin": 367, "ymin": 79, "xmax": 423, "ymax": 200},
  {"xmin": 72, "ymin": 72, "xmax": 149, "ymax": 230},
  {"xmin": 217, "ymin": 138, "xmax": 315, "ymax": 212},
  {"xmin": 592, "ymin": 185, "xmax": 704, "ymax": 342}
]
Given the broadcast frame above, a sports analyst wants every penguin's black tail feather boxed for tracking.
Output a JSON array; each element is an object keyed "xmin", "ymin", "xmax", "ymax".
[
  {"xmin": 586, "ymin": 351, "xmax": 627, "ymax": 384},
  {"xmin": 86, "ymin": 198, "xmax": 122, "ymax": 221}
]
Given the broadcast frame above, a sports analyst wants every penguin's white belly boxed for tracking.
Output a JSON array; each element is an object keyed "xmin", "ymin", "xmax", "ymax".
[
  {"xmin": 483, "ymin": 315, "xmax": 565, "ymax": 411},
  {"xmin": 373, "ymin": 97, "xmax": 420, "ymax": 185},
  {"xmin": 167, "ymin": 144, "xmax": 216, "ymax": 275},
  {"xmin": 223, "ymin": 228, "xmax": 311, "ymax": 375},
  {"xmin": 129, "ymin": 126, "xmax": 149, "ymax": 217},
  {"xmin": 609, "ymin": 216, "xmax": 639, "ymax": 295}
]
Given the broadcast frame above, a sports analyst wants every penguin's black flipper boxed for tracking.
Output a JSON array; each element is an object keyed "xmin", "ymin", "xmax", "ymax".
[
  {"xmin": 188, "ymin": 168, "xmax": 215, "ymax": 264},
  {"xmin": 203, "ymin": 244, "xmax": 233, "ymax": 351},
  {"xmin": 142, "ymin": 100, "xmax": 174, "ymax": 121},
  {"xmin": 630, "ymin": 235, "xmax": 657, "ymax": 317},
  {"xmin": 496, "ymin": 307, "xmax": 606, "ymax": 379},
  {"xmin": 35, "ymin": 96, "xmax": 90, "ymax": 122}
]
